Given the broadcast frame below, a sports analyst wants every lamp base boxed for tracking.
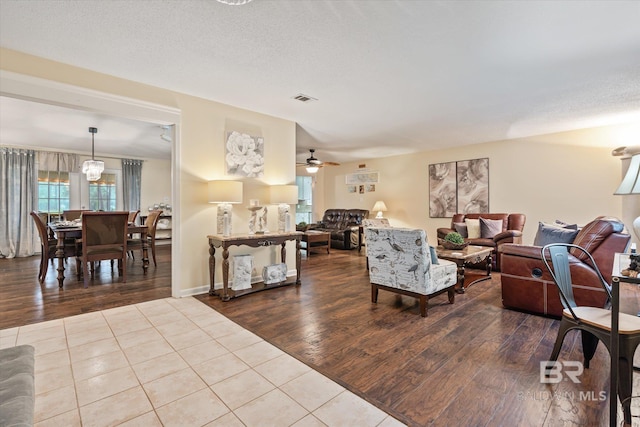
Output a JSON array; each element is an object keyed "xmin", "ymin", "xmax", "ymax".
[
  {"xmin": 217, "ymin": 203, "xmax": 232, "ymax": 235},
  {"xmin": 375, "ymin": 212, "xmax": 384, "ymax": 219}
]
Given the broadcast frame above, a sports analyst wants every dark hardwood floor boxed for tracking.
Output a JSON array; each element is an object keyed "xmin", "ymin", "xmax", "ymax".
[
  {"xmin": 0, "ymin": 245, "xmax": 172, "ymax": 329},
  {"xmin": 2, "ymin": 245, "xmax": 637, "ymax": 426}
]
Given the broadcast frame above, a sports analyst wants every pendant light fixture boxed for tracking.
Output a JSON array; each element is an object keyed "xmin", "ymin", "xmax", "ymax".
[{"xmin": 82, "ymin": 127, "xmax": 104, "ymax": 181}]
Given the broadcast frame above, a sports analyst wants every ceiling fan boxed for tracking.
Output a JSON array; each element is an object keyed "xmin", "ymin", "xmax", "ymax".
[{"xmin": 296, "ymin": 149, "xmax": 340, "ymax": 173}]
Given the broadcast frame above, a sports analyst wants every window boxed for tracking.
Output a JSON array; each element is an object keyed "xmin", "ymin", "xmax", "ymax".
[
  {"xmin": 295, "ymin": 176, "xmax": 313, "ymax": 224},
  {"xmin": 88, "ymin": 173, "xmax": 117, "ymax": 211},
  {"xmin": 38, "ymin": 170, "xmax": 70, "ymax": 213}
]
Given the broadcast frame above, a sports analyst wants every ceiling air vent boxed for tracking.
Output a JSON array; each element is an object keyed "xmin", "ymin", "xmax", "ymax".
[{"xmin": 292, "ymin": 93, "xmax": 318, "ymax": 103}]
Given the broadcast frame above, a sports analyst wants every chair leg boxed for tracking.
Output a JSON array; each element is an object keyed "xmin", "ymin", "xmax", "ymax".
[
  {"xmin": 419, "ymin": 295, "xmax": 428, "ymax": 317},
  {"xmin": 447, "ymin": 288, "xmax": 455, "ymax": 304},
  {"xmin": 371, "ymin": 284, "xmax": 379, "ymax": 303},
  {"xmin": 580, "ymin": 330, "xmax": 599, "ymax": 369},
  {"xmin": 546, "ymin": 318, "xmax": 573, "ymax": 373},
  {"xmin": 83, "ymin": 261, "xmax": 90, "ymax": 288},
  {"xmin": 151, "ymin": 240, "xmax": 157, "ymax": 266}
]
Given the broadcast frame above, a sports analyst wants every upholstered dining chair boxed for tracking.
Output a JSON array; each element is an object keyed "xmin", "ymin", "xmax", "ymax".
[
  {"xmin": 30, "ymin": 211, "xmax": 77, "ymax": 282},
  {"xmin": 62, "ymin": 209, "xmax": 89, "ymax": 221},
  {"xmin": 80, "ymin": 211, "xmax": 129, "ymax": 288},
  {"xmin": 127, "ymin": 209, "xmax": 162, "ymax": 266},
  {"xmin": 365, "ymin": 227, "xmax": 457, "ymax": 317},
  {"xmin": 541, "ymin": 243, "xmax": 640, "ymax": 425}
]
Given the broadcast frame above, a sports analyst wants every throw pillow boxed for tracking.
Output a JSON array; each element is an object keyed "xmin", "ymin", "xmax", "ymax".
[
  {"xmin": 453, "ymin": 222, "xmax": 468, "ymax": 238},
  {"xmin": 465, "ymin": 218, "xmax": 481, "ymax": 239},
  {"xmin": 429, "ymin": 245, "xmax": 439, "ymax": 265},
  {"xmin": 533, "ymin": 222, "xmax": 579, "ymax": 246},
  {"xmin": 480, "ymin": 217, "xmax": 503, "ymax": 239}
]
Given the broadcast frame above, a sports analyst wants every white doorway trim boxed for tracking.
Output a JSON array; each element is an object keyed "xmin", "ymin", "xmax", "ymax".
[{"xmin": 0, "ymin": 70, "xmax": 182, "ymax": 298}]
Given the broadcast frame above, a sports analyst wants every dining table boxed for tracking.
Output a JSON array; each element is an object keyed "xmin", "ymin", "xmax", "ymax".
[{"xmin": 48, "ymin": 221, "xmax": 149, "ymax": 288}]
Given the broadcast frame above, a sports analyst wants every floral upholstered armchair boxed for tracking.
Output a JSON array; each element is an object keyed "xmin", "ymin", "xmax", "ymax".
[{"xmin": 365, "ymin": 227, "xmax": 458, "ymax": 317}]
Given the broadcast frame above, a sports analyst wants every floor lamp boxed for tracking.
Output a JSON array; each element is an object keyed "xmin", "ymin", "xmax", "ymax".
[{"xmin": 613, "ymin": 151, "xmax": 640, "ymax": 245}]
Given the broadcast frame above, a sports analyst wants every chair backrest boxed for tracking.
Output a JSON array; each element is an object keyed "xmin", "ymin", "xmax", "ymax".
[
  {"xmin": 541, "ymin": 243, "xmax": 611, "ymax": 320},
  {"xmin": 30, "ymin": 211, "xmax": 50, "ymax": 247},
  {"xmin": 450, "ymin": 213, "xmax": 526, "ymax": 233},
  {"xmin": 365, "ymin": 227, "xmax": 431, "ymax": 290},
  {"xmin": 82, "ymin": 212, "xmax": 129, "ymax": 260},
  {"xmin": 63, "ymin": 209, "xmax": 89, "ymax": 221},
  {"xmin": 144, "ymin": 210, "xmax": 163, "ymax": 239},
  {"xmin": 128, "ymin": 210, "xmax": 140, "ymax": 224},
  {"xmin": 362, "ymin": 218, "xmax": 391, "ymax": 228}
]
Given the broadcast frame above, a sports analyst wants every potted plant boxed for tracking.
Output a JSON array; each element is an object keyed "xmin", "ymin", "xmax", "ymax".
[
  {"xmin": 439, "ymin": 231, "xmax": 468, "ymax": 250},
  {"xmin": 296, "ymin": 221, "xmax": 308, "ymax": 232}
]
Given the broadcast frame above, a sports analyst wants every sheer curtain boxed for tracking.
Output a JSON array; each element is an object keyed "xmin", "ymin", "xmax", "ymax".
[
  {"xmin": 0, "ymin": 148, "xmax": 36, "ymax": 258},
  {"xmin": 122, "ymin": 159, "xmax": 143, "ymax": 213}
]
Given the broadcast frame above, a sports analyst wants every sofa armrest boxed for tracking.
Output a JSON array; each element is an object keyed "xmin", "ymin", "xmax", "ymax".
[
  {"xmin": 437, "ymin": 227, "xmax": 455, "ymax": 240},
  {"xmin": 500, "ymin": 243, "xmax": 541, "ymax": 259},
  {"xmin": 494, "ymin": 230, "xmax": 523, "ymax": 245}
]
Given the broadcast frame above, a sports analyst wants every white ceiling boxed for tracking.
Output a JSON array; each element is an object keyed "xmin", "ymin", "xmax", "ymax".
[{"xmin": 1, "ymin": 0, "xmax": 639, "ymax": 163}]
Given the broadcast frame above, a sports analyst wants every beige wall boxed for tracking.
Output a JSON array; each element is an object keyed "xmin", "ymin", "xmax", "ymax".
[
  {"xmin": 1, "ymin": 48, "xmax": 298, "ymax": 296},
  {"xmin": 141, "ymin": 159, "xmax": 172, "ymax": 212},
  {"xmin": 321, "ymin": 127, "xmax": 640, "ymax": 247}
]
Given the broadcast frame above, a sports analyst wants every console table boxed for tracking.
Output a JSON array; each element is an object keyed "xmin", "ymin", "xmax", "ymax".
[{"xmin": 207, "ymin": 232, "xmax": 302, "ymax": 301}]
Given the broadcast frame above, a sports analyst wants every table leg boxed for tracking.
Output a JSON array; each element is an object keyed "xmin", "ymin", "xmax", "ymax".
[
  {"xmin": 222, "ymin": 247, "xmax": 230, "ymax": 301},
  {"xmin": 55, "ymin": 234, "xmax": 65, "ymax": 288},
  {"xmin": 455, "ymin": 260, "xmax": 466, "ymax": 294},
  {"xmin": 141, "ymin": 229, "xmax": 149, "ymax": 274},
  {"xmin": 610, "ymin": 277, "xmax": 619, "ymax": 427},
  {"xmin": 296, "ymin": 238, "xmax": 301, "ymax": 285},
  {"xmin": 208, "ymin": 244, "xmax": 216, "ymax": 296},
  {"xmin": 281, "ymin": 241, "xmax": 287, "ymax": 265}
]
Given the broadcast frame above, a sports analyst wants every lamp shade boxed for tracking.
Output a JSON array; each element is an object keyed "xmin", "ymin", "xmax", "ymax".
[
  {"xmin": 208, "ymin": 180, "xmax": 243, "ymax": 203},
  {"xmin": 270, "ymin": 185, "xmax": 298, "ymax": 204},
  {"xmin": 372, "ymin": 201, "xmax": 388, "ymax": 212},
  {"xmin": 614, "ymin": 154, "xmax": 640, "ymax": 194}
]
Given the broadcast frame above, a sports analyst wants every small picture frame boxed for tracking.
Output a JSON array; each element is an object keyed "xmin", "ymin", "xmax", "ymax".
[
  {"xmin": 359, "ymin": 185, "xmax": 365, "ymax": 194},
  {"xmin": 366, "ymin": 184, "xmax": 376, "ymax": 192},
  {"xmin": 347, "ymin": 185, "xmax": 357, "ymax": 193}
]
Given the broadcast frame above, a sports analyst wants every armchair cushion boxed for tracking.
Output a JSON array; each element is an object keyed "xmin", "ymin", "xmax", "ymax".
[{"xmin": 533, "ymin": 222, "xmax": 579, "ymax": 246}]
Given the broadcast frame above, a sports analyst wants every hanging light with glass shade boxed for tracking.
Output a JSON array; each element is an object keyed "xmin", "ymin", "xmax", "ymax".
[{"xmin": 82, "ymin": 127, "xmax": 104, "ymax": 181}]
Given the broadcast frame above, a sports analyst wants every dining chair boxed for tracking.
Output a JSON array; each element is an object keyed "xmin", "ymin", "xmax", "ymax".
[
  {"xmin": 128, "ymin": 210, "xmax": 140, "ymax": 224},
  {"xmin": 62, "ymin": 209, "xmax": 89, "ymax": 221},
  {"xmin": 127, "ymin": 209, "xmax": 162, "ymax": 266},
  {"xmin": 80, "ymin": 211, "xmax": 129, "ymax": 288},
  {"xmin": 541, "ymin": 243, "xmax": 640, "ymax": 425},
  {"xmin": 30, "ymin": 211, "xmax": 77, "ymax": 283}
]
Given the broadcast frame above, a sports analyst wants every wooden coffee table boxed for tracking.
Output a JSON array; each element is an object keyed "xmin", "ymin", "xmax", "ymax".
[
  {"xmin": 436, "ymin": 245, "xmax": 493, "ymax": 293},
  {"xmin": 302, "ymin": 230, "xmax": 331, "ymax": 255}
]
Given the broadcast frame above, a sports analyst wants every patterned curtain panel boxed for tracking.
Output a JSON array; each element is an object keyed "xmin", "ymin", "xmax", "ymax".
[
  {"xmin": 0, "ymin": 147, "xmax": 37, "ymax": 258},
  {"xmin": 122, "ymin": 159, "xmax": 143, "ymax": 212}
]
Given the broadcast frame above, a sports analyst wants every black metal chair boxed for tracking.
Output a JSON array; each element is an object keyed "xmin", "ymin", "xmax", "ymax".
[{"xmin": 542, "ymin": 243, "xmax": 640, "ymax": 425}]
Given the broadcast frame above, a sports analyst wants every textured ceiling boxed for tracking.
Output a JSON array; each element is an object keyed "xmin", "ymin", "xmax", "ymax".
[{"xmin": 1, "ymin": 0, "xmax": 639, "ymax": 163}]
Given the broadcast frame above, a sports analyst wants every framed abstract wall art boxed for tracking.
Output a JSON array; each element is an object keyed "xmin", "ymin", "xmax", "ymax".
[{"xmin": 428, "ymin": 158, "xmax": 489, "ymax": 217}]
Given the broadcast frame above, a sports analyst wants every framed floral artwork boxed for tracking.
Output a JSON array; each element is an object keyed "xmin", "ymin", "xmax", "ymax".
[
  {"xmin": 225, "ymin": 131, "xmax": 264, "ymax": 178},
  {"xmin": 429, "ymin": 161, "xmax": 457, "ymax": 218}
]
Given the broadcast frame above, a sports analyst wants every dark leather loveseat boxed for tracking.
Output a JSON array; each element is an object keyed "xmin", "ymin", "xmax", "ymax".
[
  {"xmin": 310, "ymin": 209, "xmax": 369, "ymax": 249},
  {"xmin": 500, "ymin": 216, "xmax": 630, "ymax": 317},
  {"xmin": 436, "ymin": 213, "xmax": 526, "ymax": 271}
]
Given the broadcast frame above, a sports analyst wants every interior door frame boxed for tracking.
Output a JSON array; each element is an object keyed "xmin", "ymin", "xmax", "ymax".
[{"xmin": 0, "ymin": 70, "xmax": 182, "ymax": 297}]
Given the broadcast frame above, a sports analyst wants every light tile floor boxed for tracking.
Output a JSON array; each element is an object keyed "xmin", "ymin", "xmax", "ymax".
[{"xmin": 0, "ymin": 297, "xmax": 406, "ymax": 427}]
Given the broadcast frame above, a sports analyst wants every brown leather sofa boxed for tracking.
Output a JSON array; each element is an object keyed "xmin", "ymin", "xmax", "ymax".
[
  {"xmin": 310, "ymin": 209, "xmax": 369, "ymax": 249},
  {"xmin": 436, "ymin": 213, "xmax": 526, "ymax": 271},
  {"xmin": 500, "ymin": 216, "xmax": 630, "ymax": 317}
]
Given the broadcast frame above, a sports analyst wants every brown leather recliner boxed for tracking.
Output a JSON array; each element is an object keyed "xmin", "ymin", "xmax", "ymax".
[
  {"xmin": 310, "ymin": 209, "xmax": 369, "ymax": 249},
  {"xmin": 436, "ymin": 213, "xmax": 526, "ymax": 271},
  {"xmin": 500, "ymin": 216, "xmax": 630, "ymax": 318}
]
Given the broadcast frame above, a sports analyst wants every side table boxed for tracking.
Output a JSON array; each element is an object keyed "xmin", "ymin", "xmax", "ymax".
[{"xmin": 207, "ymin": 232, "xmax": 302, "ymax": 301}]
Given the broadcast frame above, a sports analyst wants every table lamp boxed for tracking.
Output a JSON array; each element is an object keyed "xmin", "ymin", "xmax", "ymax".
[
  {"xmin": 372, "ymin": 200, "xmax": 388, "ymax": 219},
  {"xmin": 208, "ymin": 180, "xmax": 243, "ymax": 236},
  {"xmin": 270, "ymin": 185, "xmax": 298, "ymax": 232}
]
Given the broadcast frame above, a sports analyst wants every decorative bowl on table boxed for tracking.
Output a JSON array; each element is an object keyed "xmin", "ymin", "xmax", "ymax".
[{"xmin": 438, "ymin": 238, "xmax": 468, "ymax": 250}]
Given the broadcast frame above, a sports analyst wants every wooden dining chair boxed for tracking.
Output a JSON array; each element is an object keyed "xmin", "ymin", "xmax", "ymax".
[
  {"xmin": 128, "ymin": 210, "xmax": 140, "ymax": 224},
  {"xmin": 80, "ymin": 211, "xmax": 129, "ymax": 288},
  {"xmin": 62, "ymin": 209, "xmax": 89, "ymax": 221},
  {"xmin": 542, "ymin": 243, "xmax": 640, "ymax": 425},
  {"xmin": 128, "ymin": 210, "xmax": 162, "ymax": 266},
  {"xmin": 30, "ymin": 211, "xmax": 77, "ymax": 283}
]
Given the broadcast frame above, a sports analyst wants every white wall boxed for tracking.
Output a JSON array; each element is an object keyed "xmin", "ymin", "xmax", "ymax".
[{"xmin": 321, "ymin": 127, "xmax": 639, "ymax": 247}]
